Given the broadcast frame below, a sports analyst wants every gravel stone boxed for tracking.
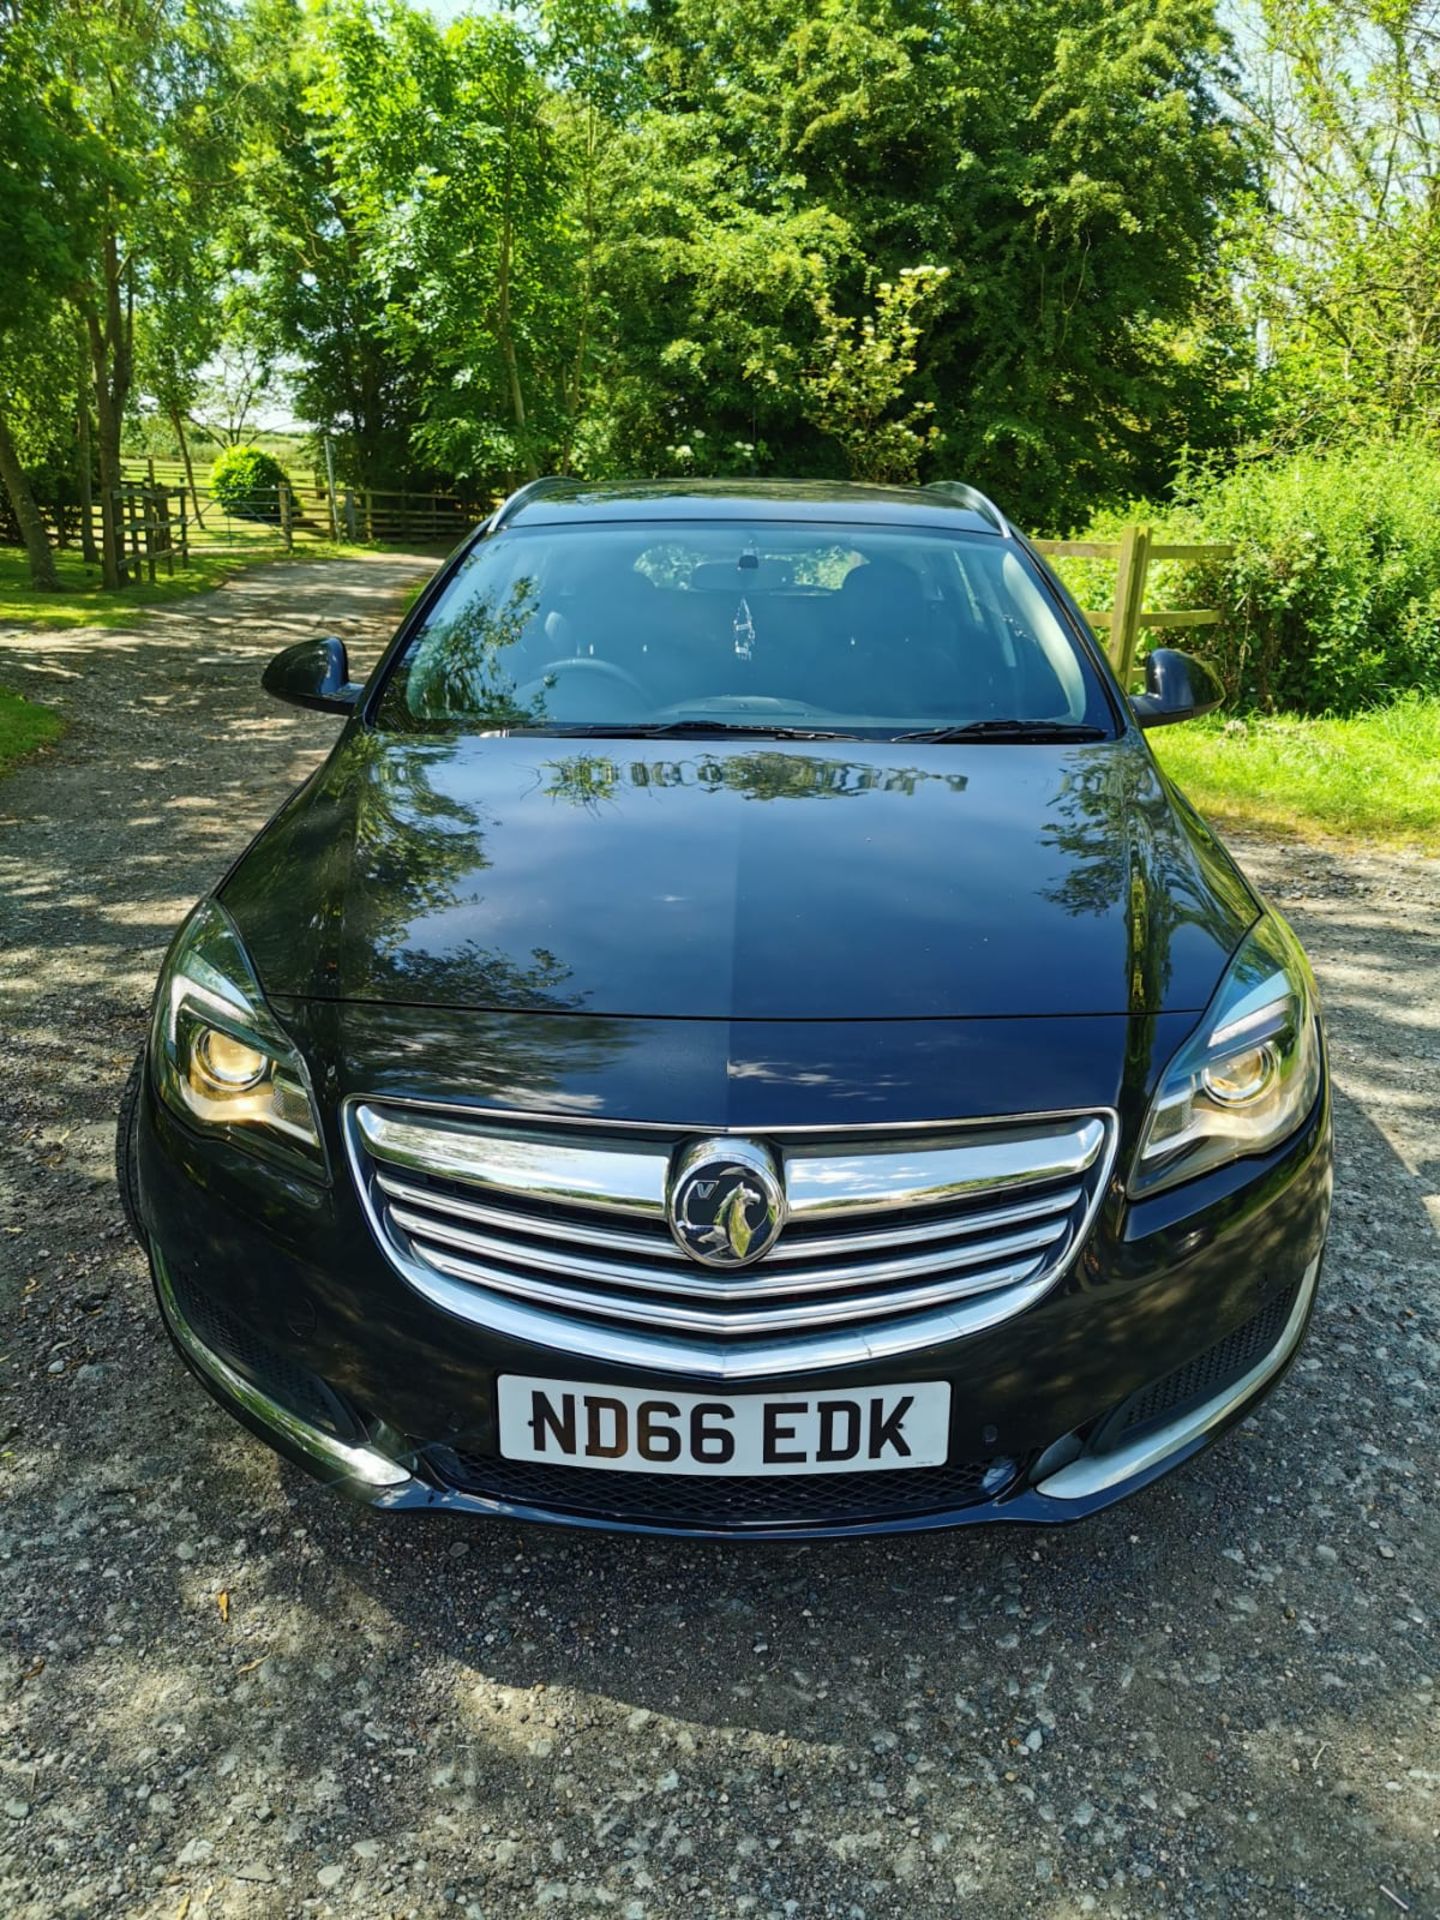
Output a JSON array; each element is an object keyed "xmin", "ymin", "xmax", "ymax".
[{"xmin": 0, "ymin": 557, "xmax": 1436, "ymax": 1918}]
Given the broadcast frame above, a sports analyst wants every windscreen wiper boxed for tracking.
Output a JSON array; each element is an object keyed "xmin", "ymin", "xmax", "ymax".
[
  {"xmin": 895, "ymin": 719, "xmax": 1109, "ymax": 743},
  {"xmin": 527, "ymin": 721, "xmax": 860, "ymax": 740}
]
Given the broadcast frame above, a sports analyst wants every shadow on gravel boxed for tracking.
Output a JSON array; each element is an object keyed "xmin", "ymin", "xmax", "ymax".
[{"xmin": 1, "ymin": 596, "xmax": 1436, "ymax": 1917}]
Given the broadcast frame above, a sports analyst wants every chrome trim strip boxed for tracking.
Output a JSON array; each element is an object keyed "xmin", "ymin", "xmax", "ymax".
[
  {"xmin": 346, "ymin": 1090, "xmax": 1122, "ymax": 1140},
  {"xmin": 386, "ymin": 1260, "xmax": 1066, "ymax": 1381},
  {"xmin": 360, "ymin": 1101, "xmax": 1103, "ymax": 1227},
  {"xmin": 784, "ymin": 1119, "xmax": 1106, "ymax": 1218},
  {"xmin": 1035, "ymin": 1255, "xmax": 1321, "ymax": 1501},
  {"xmin": 387, "ymin": 1201, "xmax": 1067, "ymax": 1302},
  {"xmin": 412, "ymin": 1242, "xmax": 1046, "ymax": 1333},
  {"xmin": 355, "ymin": 1103, "xmax": 668, "ymax": 1217},
  {"xmin": 152, "ymin": 1251, "xmax": 412, "ymax": 1489}
]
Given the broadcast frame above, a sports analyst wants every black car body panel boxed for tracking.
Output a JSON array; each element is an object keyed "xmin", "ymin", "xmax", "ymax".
[
  {"xmin": 133, "ymin": 478, "xmax": 1332, "ymax": 1536},
  {"xmin": 220, "ymin": 736, "xmax": 1258, "ymax": 1019}
]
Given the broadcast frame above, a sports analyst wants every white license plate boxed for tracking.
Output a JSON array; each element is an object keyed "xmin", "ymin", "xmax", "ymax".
[{"xmin": 496, "ymin": 1376, "xmax": 951, "ymax": 1475}]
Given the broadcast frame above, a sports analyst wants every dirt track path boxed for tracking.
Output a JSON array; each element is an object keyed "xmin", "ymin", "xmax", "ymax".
[{"xmin": 1, "ymin": 558, "xmax": 1437, "ymax": 1919}]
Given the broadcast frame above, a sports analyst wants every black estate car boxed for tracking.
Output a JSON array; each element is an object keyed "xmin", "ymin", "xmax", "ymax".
[{"xmin": 119, "ymin": 479, "xmax": 1332, "ymax": 1536}]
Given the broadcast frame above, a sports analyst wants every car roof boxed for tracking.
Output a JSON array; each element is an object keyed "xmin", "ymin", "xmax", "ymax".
[{"xmin": 497, "ymin": 477, "xmax": 1006, "ymax": 538}]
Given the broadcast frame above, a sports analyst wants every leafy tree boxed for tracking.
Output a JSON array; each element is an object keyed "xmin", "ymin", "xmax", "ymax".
[
  {"xmin": 800, "ymin": 267, "xmax": 948, "ymax": 482},
  {"xmin": 1232, "ymin": 0, "xmax": 1440, "ymax": 445},
  {"xmin": 634, "ymin": 0, "xmax": 1253, "ymax": 525},
  {"xmin": 229, "ymin": 0, "xmax": 428, "ymax": 491},
  {"xmin": 576, "ymin": 108, "xmax": 853, "ymax": 476},
  {"xmin": 0, "ymin": 0, "xmax": 115, "ymax": 586}
]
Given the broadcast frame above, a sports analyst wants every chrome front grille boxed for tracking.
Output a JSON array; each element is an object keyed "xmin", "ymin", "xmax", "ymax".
[{"xmin": 347, "ymin": 1102, "xmax": 1116, "ymax": 1380}]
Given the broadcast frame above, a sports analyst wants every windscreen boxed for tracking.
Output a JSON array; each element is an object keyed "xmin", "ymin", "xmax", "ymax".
[{"xmin": 375, "ymin": 521, "xmax": 1113, "ymax": 737}]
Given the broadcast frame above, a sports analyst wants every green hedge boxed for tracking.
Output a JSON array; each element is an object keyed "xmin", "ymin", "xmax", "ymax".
[
  {"xmin": 1061, "ymin": 443, "xmax": 1440, "ymax": 715},
  {"xmin": 209, "ymin": 445, "xmax": 290, "ymax": 522}
]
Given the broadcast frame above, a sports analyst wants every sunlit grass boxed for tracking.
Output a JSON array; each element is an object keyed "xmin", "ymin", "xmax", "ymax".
[
  {"xmin": 0, "ymin": 538, "xmax": 402, "ymax": 633},
  {"xmin": 0, "ymin": 683, "xmax": 65, "ymax": 775},
  {"xmin": 1152, "ymin": 695, "xmax": 1440, "ymax": 846}
]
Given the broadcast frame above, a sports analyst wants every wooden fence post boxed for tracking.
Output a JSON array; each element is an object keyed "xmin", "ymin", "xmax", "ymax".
[
  {"xmin": 178, "ymin": 489, "xmax": 189, "ymax": 568},
  {"xmin": 122, "ymin": 485, "xmax": 142, "ymax": 586},
  {"xmin": 323, "ymin": 437, "xmax": 340, "ymax": 540},
  {"xmin": 1108, "ymin": 523, "xmax": 1152, "ymax": 687},
  {"xmin": 364, "ymin": 488, "xmax": 374, "ymax": 543},
  {"xmin": 143, "ymin": 459, "xmax": 158, "ymax": 583},
  {"xmin": 279, "ymin": 481, "xmax": 293, "ymax": 552},
  {"xmin": 153, "ymin": 483, "xmax": 174, "ymax": 576}
]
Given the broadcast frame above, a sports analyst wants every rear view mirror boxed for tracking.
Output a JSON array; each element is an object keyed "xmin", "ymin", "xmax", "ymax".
[
  {"xmin": 1130, "ymin": 647, "xmax": 1224, "ymax": 729},
  {"xmin": 262, "ymin": 637, "xmax": 360, "ymax": 715}
]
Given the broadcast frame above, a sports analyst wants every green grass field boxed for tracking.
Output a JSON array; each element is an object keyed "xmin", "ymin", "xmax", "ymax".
[
  {"xmin": 0, "ymin": 542, "xmax": 376, "ymax": 633},
  {"xmin": 0, "ymin": 684, "xmax": 65, "ymax": 775},
  {"xmin": 1152, "ymin": 696, "xmax": 1440, "ymax": 847}
]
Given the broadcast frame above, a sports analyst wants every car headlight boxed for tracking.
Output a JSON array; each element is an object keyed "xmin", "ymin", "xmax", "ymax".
[
  {"xmin": 150, "ymin": 899, "xmax": 325, "ymax": 1176},
  {"xmin": 1131, "ymin": 911, "xmax": 1322, "ymax": 1198}
]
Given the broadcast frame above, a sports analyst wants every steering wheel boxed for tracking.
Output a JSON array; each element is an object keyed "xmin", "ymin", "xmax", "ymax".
[{"xmin": 515, "ymin": 656, "xmax": 649, "ymax": 710}]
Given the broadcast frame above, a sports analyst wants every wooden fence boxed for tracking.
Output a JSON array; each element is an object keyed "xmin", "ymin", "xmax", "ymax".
[
  {"xmin": 1034, "ymin": 527, "xmax": 1234, "ymax": 685},
  {"xmin": 116, "ymin": 457, "xmax": 480, "ymax": 552}
]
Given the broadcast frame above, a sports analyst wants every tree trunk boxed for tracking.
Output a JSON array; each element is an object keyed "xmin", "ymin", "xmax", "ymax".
[
  {"xmin": 81, "ymin": 227, "xmax": 135, "ymax": 590},
  {"xmin": 495, "ymin": 101, "xmax": 534, "ymax": 479},
  {"xmin": 76, "ymin": 372, "xmax": 98, "ymax": 565},
  {"xmin": 170, "ymin": 406, "xmax": 206, "ymax": 527},
  {"xmin": 0, "ymin": 403, "xmax": 60, "ymax": 590},
  {"xmin": 560, "ymin": 105, "xmax": 598, "ymax": 476}
]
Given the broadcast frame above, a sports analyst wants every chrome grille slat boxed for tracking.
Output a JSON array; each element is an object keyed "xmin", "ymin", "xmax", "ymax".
[
  {"xmin": 769, "ymin": 1183, "xmax": 1085, "ymax": 1260},
  {"xmin": 354, "ymin": 1103, "xmax": 668, "ymax": 1216},
  {"xmin": 387, "ymin": 1201, "xmax": 1069, "ymax": 1302},
  {"xmin": 412, "ymin": 1242, "xmax": 1049, "ymax": 1333},
  {"xmin": 374, "ymin": 1171, "xmax": 689, "ymax": 1262},
  {"xmin": 347, "ymin": 1099, "xmax": 1118, "ymax": 1375},
  {"xmin": 783, "ymin": 1118, "xmax": 1106, "ymax": 1217},
  {"xmin": 375, "ymin": 1167, "xmax": 1082, "ymax": 1267}
]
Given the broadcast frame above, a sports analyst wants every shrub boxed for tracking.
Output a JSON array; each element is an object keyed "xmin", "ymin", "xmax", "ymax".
[
  {"xmin": 1063, "ymin": 444, "xmax": 1440, "ymax": 715},
  {"xmin": 209, "ymin": 445, "xmax": 290, "ymax": 521}
]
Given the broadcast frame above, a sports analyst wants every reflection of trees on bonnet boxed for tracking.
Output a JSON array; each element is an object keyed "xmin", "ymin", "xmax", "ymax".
[
  {"xmin": 540, "ymin": 750, "xmax": 970, "ymax": 807},
  {"xmin": 404, "ymin": 577, "xmax": 546, "ymax": 724},
  {"xmin": 1040, "ymin": 746, "xmax": 1223, "ymax": 1016},
  {"xmin": 348, "ymin": 734, "xmax": 584, "ymax": 1009}
]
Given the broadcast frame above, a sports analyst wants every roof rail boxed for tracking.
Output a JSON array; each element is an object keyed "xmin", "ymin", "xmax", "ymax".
[
  {"xmin": 488, "ymin": 474, "xmax": 567, "ymax": 533},
  {"xmin": 923, "ymin": 481, "xmax": 1013, "ymax": 538}
]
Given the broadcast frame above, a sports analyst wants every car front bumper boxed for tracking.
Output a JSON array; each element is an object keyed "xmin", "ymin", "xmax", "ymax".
[{"xmin": 137, "ymin": 1054, "xmax": 1333, "ymax": 1539}]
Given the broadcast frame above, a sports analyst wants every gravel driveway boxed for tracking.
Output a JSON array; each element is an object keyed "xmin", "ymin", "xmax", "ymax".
[{"xmin": 1, "ymin": 556, "xmax": 1436, "ymax": 1920}]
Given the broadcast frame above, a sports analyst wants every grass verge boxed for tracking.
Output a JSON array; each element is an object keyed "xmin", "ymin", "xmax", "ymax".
[
  {"xmin": 0, "ymin": 539, "xmax": 423, "ymax": 633},
  {"xmin": 0, "ymin": 685, "xmax": 65, "ymax": 776},
  {"xmin": 1152, "ymin": 695, "xmax": 1440, "ymax": 847}
]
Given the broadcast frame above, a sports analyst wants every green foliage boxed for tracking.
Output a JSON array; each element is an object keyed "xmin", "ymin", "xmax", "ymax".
[
  {"xmin": 1058, "ymin": 444, "xmax": 1440, "ymax": 714},
  {"xmin": 209, "ymin": 445, "xmax": 290, "ymax": 519},
  {"xmin": 800, "ymin": 269, "xmax": 948, "ymax": 483},
  {"xmin": 0, "ymin": 684, "xmax": 65, "ymax": 776},
  {"xmin": 208, "ymin": 0, "xmax": 1251, "ymax": 517},
  {"xmin": 1154, "ymin": 695, "xmax": 1440, "ymax": 846},
  {"xmin": 630, "ymin": 0, "xmax": 1254, "ymax": 523},
  {"xmin": 1235, "ymin": 1, "xmax": 1440, "ymax": 448}
]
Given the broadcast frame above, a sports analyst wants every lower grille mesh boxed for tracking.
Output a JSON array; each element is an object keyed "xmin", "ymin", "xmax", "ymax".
[
  {"xmin": 167, "ymin": 1268, "xmax": 357, "ymax": 1441},
  {"xmin": 1115, "ymin": 1279, "xmax": 1303, "ymax": 1438},
  {"xmin": 426, "ymin": 1449, "xmax": 1020, "ymax": 1528}
]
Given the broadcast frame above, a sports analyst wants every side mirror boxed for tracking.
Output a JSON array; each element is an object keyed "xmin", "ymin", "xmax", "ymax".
[
  {"xmin": 262, "ymin": 637, "xmax": 360, "ymax": 715},
  {"xmin": 1130, "ymin": 647, "xmax": 1224, "ymax": 729}
]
